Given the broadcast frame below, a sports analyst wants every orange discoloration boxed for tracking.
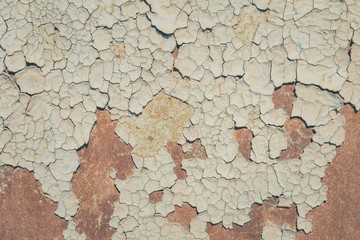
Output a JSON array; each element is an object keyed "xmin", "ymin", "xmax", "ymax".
[{"xmin": 124, "ymin": 92, "xmax": 193, "ymax": 157}]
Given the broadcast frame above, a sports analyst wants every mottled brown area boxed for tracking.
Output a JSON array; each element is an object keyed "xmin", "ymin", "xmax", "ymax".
[
  {"xmin": 0, "ymin": 166, "xmax": 66, "ymax": 240},
  {"xmin": 149, "ymin": 190, "xmax": 164, "ymax": 204},
  {"xmin": 110, "ymin": 42, "xmax": 125, "ymax": 59},
  {"xmin": 206, "ymin": 198, "xmax": 297, "ymax": 240},
  {"xmin": 234, "ymin": 128, "xmax": 253, "ymax": 161},
  {"xmin": 73, "ymin": 110, "xmax": 134, "ymax": 240},
  {"xmin": 281, "ymin": 118, "xmax": 313, "ymax": 159},
  {"xmin": 184, "ymin": 139, "xmax": 208, "ymax": 160},
  {"xmin": 125, "ymin": 92, "xmax": 193, "ymax": 157},
  {"xmin": 167, "ymin": 140, "xmax": 207, "ymax": 179},
  {"xmin": 272, "ymin": 85, "xmax": 295, "ymax": 116},
  {"xmin": 235, "ymin": 6, "xmax": 268, "ymax": 46},
  {"xmin": 296, "ymin": 105, "xmax": 360, "ymax": 240},
  {"xmin": 167, "ymin": 203, "xmax": 197, "ymax": 231}
]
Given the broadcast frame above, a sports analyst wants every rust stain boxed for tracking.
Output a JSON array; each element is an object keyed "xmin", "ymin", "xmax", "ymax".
[
  {"xmin": 272, "ymin": 85, "xmax": 313, "ymax": 160},
  {"xmin": 234, "ymin": 128, "xmax": 253, "ymax": 161},
  {"xmin": 0, "ymin": 166, "xmax": 66, "ymax": 240},
  {"xmin": 149, "ymin": 190, "xmax": 164, "ymax": 204},
  {"xmin": 296, "ymin": 104, "xmax": 360, "ymax": 240},
  {"xmin": 206, "ymin": 198, "xmax": 297, "ymax": 240},
  {"xmin": 167, "ymin": 203, "xmax": 197, "ymax": 231},
  {"xmin": 281, "ymin": 118, "xmax": 313, "ymax": 160},
  {"xmin": 73, "ymin": 110, "xmax": 134, "ymax": 240},
  {"xmin": 125, "ymin": 92, "xmax": 193, "ymax": 157},
  {"xmin": 172, "ymin": 47, "xmax": 179, "ymax": 59},
  {"xmin": 167, "ymin": 142, "xmax": 187, "ymax": 180},
  {"xmin": 272, "ymin": 85, "xmax": 295, "ymax": 117},
  {"xmin": 167, "ymin": 140, "xmax": 207, "ymax": 179}
]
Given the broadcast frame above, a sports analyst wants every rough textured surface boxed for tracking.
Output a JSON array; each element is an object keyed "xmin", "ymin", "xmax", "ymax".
[
  {"xmin": 206, "ymin": 198, "xmax": 297, "ymax": 240},
  {"xmin": 0, "ymin": 166, "xmax": 66, "ymax": 240},
  {"xmin": 0, "ymin": 0, "xmax": 358, "ymax": 239},
  {"xmin": 73, "ymin": 110, "xmax": 134, "ymax": 240},
  {"xmin": 296, "ymin": 105, "xmax": 360, "ymax": 240}
]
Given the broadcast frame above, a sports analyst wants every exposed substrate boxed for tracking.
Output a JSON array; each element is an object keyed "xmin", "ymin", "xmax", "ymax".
[{"xmin": 0, "ymin": 0, "xmax": 359, "ymax": 239}]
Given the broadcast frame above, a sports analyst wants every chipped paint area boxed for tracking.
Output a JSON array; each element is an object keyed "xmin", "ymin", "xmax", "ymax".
[
  {"xmin": 72, "ymin": 110, "xmax": 134, "ymax": 240},
  {"xmin": 296, "ymin": 105, "xmax": 360, "ymax": 240},
  {"xmin": 0, "ymin": 166, "xmax": 66, "ymax": 239},
  {"xmin": 281, "ymin": 118, "xmax": 313, "ymax": 160},
  {"xmin": 206, "ymin": 198, "xmax": 297, "ymax": 240},
  {"xmin": 167, "ymin": 203, "xmax": 198, "ymax": 231},
  {"xmin": 234, "ymin": 128, "xmax": 253, "ymax": 161},
  {"xmin": 0, "ymin": 0, "xmax": 358, "ymax": 239}
]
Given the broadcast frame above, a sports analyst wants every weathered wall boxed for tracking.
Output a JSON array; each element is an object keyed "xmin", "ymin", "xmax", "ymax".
[{"xmin": 0, "ymin": 0, "xmax": 359, "ymax": 239}]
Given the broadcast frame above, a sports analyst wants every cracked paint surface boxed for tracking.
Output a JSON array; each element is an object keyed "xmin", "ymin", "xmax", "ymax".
[
  {"xmin": 167, "ymin": 140, "xmax": 207, "ymax": 180},
  {"xmin": 0, "ymin": 0, "xmax": 359, "ymax": 239},
  {"xmin": 206, "ymin": 198, "xmax": 297, "ymax": 240}
]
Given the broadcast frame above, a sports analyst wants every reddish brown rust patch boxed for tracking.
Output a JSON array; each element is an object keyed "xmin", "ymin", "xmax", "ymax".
[
  {"xmin": 167, "ymin": 142, "xmax": 187, "ymax": 179},
  {"xmin": 273, "ymin": 85, "xmax": 313, "ymax": 160},
  {"xmin": 0, "ymin": 166, "xmax": 66, "ymax": 240},
  {"xmin": 234, "ymin": 128, "xmax": 253, "ymax": 161},
  {"xmin": 272, "ymin": 85, "xmax": 295, "ymax": 117},
  {"xmin": 206, "ymin": 198, "xmax": 297, "ymax": 240},
  {"xmin": 73, "ymin": 110, "xmax": 134, "ymax": 240},
  {"xmin": 167, "ymin": 140, "xmax": 207, "ymax": 179},
  {"xmin": 281, "ymin": 118, "xmax": 313, "ymax": 160},
  {"xmin": 167, "ymin": 203, "xmax": 198, "ymax": 231},
  {"xmin": 296, "ymin": 105, "xmax": 360, "ymax": 240},
  {"xmin": 172, "ymin": 47, "xmax": 179, "ymax": 59},
  {"xmin": 149, "ymin": 190, "xmax": 164, "ymax": 204}
]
